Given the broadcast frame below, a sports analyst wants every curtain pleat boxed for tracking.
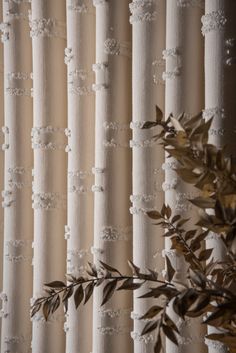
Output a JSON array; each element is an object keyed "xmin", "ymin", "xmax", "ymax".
[
  {"xmin": 92, "ymin": 1, "xmax": 132, "ymax": 352},
  {"xmin": 203, "ymin": 1, "xmax": 236, "ymax": 352},
  {"xmin": 65, "ymin": 1, "xmax": 95, "ymax": 353},
  {"xmin": 1, "ymin": 0, "xmax": 33, "ymax": 352},
  {"xmin": 30, "ymin": 1, "xmax": 67, "ymax": 352},
  {"xmin": 164, "ymin": 1, "xmax": 206, "ymax": 353},
  {"xmin": 0, "ymin": 1, "xmax": 234, "ymax": 353},
  {"xmin": 0, "ymin": 0, "xmax": 3, "ymax": 318},
  {"xmin": 130, "ymin": 1, "xmax": 165, "ymax": 352}
]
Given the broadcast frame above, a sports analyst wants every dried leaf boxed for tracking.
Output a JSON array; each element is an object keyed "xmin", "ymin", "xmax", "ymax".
[
  {"xmin": 147, "ymin": 268, "xmax": 159, "ymax": 280},
  {"xmin": 140, "ymin": 306, "xmax": 163, "ymax": 320},
  {"xmin": 128, "ymin": 261, "xmax": 140, "ymax": 275},
  {"xmin": 185, "ymin": 230, "xmax": 197, "ymax": 241},
  {"xmin": 87, "ymin": 262, "xmax": 97, "ymax": 277},
  {"xmin": 161, "ymin": 204, "xmax": 167, "ymax": 217},
  {"xmin": 51, "ymin": 294, "xmax": 60, "ymax": 314},
  {"xmin": 96, "ymin": 278, "xmax": 105, "ymax": 287},
  {"xmin": 166, "ymin": 205, "xmax": 172, "ymax": 219},
  {"xmin": 42, "ymin": 301, "xmax": 51, "ymax": 321},
  {"xmin": 31, "ymin": 303, "xmax": 41, "ymax": 318},
  {"xmin": 154, "ymin": 335, "xmax": 162, "ymax": 353},
  {"xmin": 147, "ymin": 210, "xmax": 162, "ymax": 220},
  {"xmin": 64, "ymin": 299, "xmax": 68, "ymax": 314},
  {"xmin": 164, "ymin": 313, "xmax": 179, "ymax": 333},
  {"xmin": 195, "ymin": 171, "xmax": 215, "ymax": 190},
  {"xmin": 190, "ymin": 238, "xmax": 202, "ymax": 252},
  {"xmin": 163, "ymin": 230, "xmax": 174, "ymax": 238},
  {"xmin": 74, "ymin": 285, "xmax": 84, "ymax": 309},
  {"xmin": 84, "ymin": 282, "xmax": 94, "ymax": 304},
  {"xmin": 165, "ymin": 256, "xmax": 175, "ymax": 282},
  {"xmin": 156, "ymin": 105, "xmax": 163, "ymax": 122},
  {"xmin": 177, "ymin": 218, "xmax": 190, "ymax": 227},
  {"xmin": 62, "ymin": 286, "xmax": 74, "ymax": 302},
  {"xmin": 171, "ymin": 215, "xmax": 181, "ymax": 223},
  {"xmin": 171, "ymin": 238, "xmax": 186, "ymax": 254},
  {"xmin": 170, "ymin": 117, "xmax": 185, "ymax": 132},
  {"xmin": 117, "ymin": 278, "xmax": 142, "ymax": 291},
  {"xmin": 189, "ymin": 269, "xmax": 206, "ymax": 288},
  {"xmin": 66, "ymin": 274, "xmax": 77, "ymax": 283},
  {"xmin": 188, "ymin": 294, "xmax": 210, "ymax": 313},
  {"xmin": 141, "ymin": 121, "xmax": 158, "ymax": 129},
  {"xmin": 32, "ymin": 297, "xmax": 43, "ymax": 307},
  {"xmin": 162, "ymin": 324, "xmax": 178, "ymax": 345},
  {"xmin": 198, "ymin": 248, "xmax": 213, "ymax": 262},
  {"xmin": 44, "ymin": 281, "xmax": 65, "ymax": 288},
  {"xmin": 99, "ymin": 261, "xmax": 121, "ymax": 275},
  {"xmin": 101, "ymin": 280, "xmax": 117, "ymax": 306},
  {"xmin": 206, "ymin": 333, "xmax": 236, "ymax": 348},
  {"xmin": 141, "ymin": 320, "xmax": 159, "ymax": 335},
  {"xmin": 203, "ymin": 307, "xmax": 230, "ymax": 326},
  {"xmin": 189, "ymin": 197, "xmax": 215, "ymax": 209},
  {"xmin": 176, "ymin": 131, "xmax": 189, "ymax": 146}
]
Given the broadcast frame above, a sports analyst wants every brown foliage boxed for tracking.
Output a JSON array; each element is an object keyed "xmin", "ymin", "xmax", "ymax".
[{"xmin": 31, "ymin": 108, "xmax": 236, "ymax": 352}]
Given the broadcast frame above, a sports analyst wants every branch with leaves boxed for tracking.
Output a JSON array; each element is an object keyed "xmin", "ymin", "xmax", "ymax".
[
  {"xmin": 31, "ymin": 260, "xmax": 171, "ymax": 319},
  {"xmin": 31, "ymin": 108, "xmax": 236, "ymax": 353}
]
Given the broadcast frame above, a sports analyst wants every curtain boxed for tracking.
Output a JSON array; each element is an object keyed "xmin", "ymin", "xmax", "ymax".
[{"xmin": 0, "ymin": 1, "xmax": 235, "ymax": 353}]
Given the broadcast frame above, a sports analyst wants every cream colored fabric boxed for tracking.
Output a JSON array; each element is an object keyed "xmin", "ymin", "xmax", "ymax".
[
  {"xmin": 0, "ymin": 1, "xmax": 234, "ymax": 353},
  {"xmin": 92, "ymin": 1, "xmax": 132, "ymax": 352},
  {"xmin": 130, "ymin": 1, "xmax": 165, "ymax": 352},
  {"xmin": 164, "ymin": 1, "xmax": 206, "ymax": 352},
  {"xmin": 1, "ymin": 1, "xmax": 33, "ymax": 352},
  {"xmin": 204, "ymin": 1, "xmax": 236, "ymax": 353},
  {"xmin": 65, "ymin": 1, "xmax": 95, "ymax": 353},
  {"xmin": 0, "ymin": 0, "xmax": 3, "ymax": 342},
  {"xmin": 30, "ymin": 1, "xmax": 67, "ymax": 352},
  {"xmin": 0, "ymin": 0, "xmax": 3, "ymax": 299}
]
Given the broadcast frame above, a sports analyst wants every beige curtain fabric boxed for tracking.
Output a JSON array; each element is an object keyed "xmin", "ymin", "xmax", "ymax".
[
  {"xmin": 1, "ymin": 1, "xmax": 33, "ymax": 353},
  {"xmin": 164, "ymin": 1, "xmax": 206, "ymax": 353},
  {"xmin": 203, "ymin": 1, "xmax": 236, "ymax": 353},
  {"xmin": 0, "ymin": 1, "xmax": 235, "ymax": 353},
  {"xmin": 131, "ymin": 1, "xmax": 165, "ymax": 352},
  {"xmin": 92, "ymin": 2, "xmax": 132, "ymax": 353},
  {"xmin": 30, "ymin": 1, "xmax": 67, "ymax": 352},
  {"xmin": 65, "ymin": 1, "xmax": 95, "ymax": 353}
]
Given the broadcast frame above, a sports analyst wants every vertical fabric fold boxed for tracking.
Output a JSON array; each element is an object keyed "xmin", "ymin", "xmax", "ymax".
[
  {"xmin": 92, "ymin": 0, "xmax": 133, "ymax": 352},
  {"xmin": 31, "ymin": 1, "xmax": 67, "ymax": 352},
  {"xmin": 130, "ymin": 0, "xmax": 166, "ymax": 352},
  {"xmin": 203, "ymin": 1, "xmax": 236, "ymax": 352},
  {"xmin": 0, "ymin": 0, "xmax": 3, "ymax": 313},
  {"xmin": 65, "ymin": 0, "xmax": 95, "ymax": 352},
  {"xmin": 164, "ymin": 1, "xmax": 206, "ymax": 353},
  {"xmin": 0, "ymin": 0, "xmax": 33, "ymax": 352},
  {"xmin": 0, "ymin": 2, "xmax": 235, "ymax": 353}
]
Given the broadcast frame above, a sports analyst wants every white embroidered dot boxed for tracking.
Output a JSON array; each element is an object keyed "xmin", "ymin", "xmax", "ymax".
[
  {"xmin": 131, "ymin": 331, "xmax": 154, "ymax": 344},
  {"xmin": 162, "ymin": 178, "xmax": 178, "ymax": 191},
  {"xmin": 129, "ymin": 206, "xmax": 158, "ymax": 215},
  {"xmin": 100, "ymin": 226, "xmax": 132, "ymax": 241},
  {"xmin": 201, "ymin": 10, "xmax": 227, "ymax": 36},
  {"xmin": 29, "ymin": 18, "xmax": 66, "ymax": 39},
  {"xmin": 129, "ymin": 1, "xmax": 157, "ymax": 25},
  {"xmin": 104, "ymin": 38, "xmax": 131, "ymax": 58},
  {"xmin": 92, "ymin": 62, "xmax": 108, "ymax": 71},
  {"xmin": 130, "ymin": 194, "xmax": 157, "ymax": 203},
  {"xmin": 67, "ymin": 1, "xmax": 88, "ymax": 13},
  {"xmin": 99, "ymin": 308, "xmax": 131, "ymax": 318},
  {"xmin": 0, "ymin": 22, "xmax": 10, "ymax": 42}
]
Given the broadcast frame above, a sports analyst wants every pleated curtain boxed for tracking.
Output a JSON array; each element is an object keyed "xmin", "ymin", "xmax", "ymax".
[{"xmin": 0, "ymin": 1, "xmax": 235, "ymax": 353}]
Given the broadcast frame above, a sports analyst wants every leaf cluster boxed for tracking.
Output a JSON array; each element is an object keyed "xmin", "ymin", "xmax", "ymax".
[{"xmin": 31, "ymin": 107, "xmax": 236, "ymax": 353}]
